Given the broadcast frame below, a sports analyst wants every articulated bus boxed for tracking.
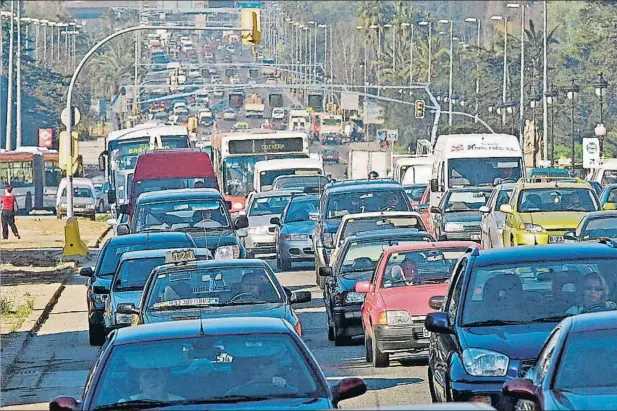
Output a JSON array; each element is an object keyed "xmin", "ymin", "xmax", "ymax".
[
  {"xmin": 98, "ymin": 123, "xmax": 191, "ymax": 211},
  {"xmin": 211, "ymin": 130, "xmax": 310, "ymax": 211},
  {"xmin": 0, "ymin": 147, "xmax": 64, "ymax": 214}
]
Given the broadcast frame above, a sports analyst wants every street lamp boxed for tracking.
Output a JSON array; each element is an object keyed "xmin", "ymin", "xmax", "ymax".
[
  {"xmin": 565, "ymin": 78, "xmax": 580, "ymax": 164},
  {"xmin": 383, "ymin": 23, "xmax": 395, "ymax": 74},
  {"xmin": 370, "ymin": 24, "xmax": 382, "ymax": 96},
  {"xmin": 418, "ymin": 21, "xmax": 432, "ymax": 83},
  {"xmin": 507, "ymin": 3, "xmax": 526, "ymax": 142},
  {"xmin": 529, "ymin": 92, "xmax": 543, "ymax": 167},
  {"xmin": 401, "ymin": 22, "xmax": 413, "ymax": 86},
  {"xmin": 594, "ymin": 72, "xmax": 609, "ymax": 157},
  {"xmin": 545, "ymin": 84, "xmax": 559, "ymax": 164},
  {"xmin": 491, "ymin": 15, "xmax": 509, "ymax": 132},
  {"xmin": 438, "ymin": 19, "xmax": 453, "ymax": 126},
  {"xmin": 465, "ymin": 17, "xmax": 481, "ymax": 123}
]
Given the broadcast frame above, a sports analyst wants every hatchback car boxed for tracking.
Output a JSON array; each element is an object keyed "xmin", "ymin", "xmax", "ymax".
[
  {"xmin": 49, "ymin": 318, "xmax": 367, "ymax": 410},
  {"xmin": 432, "ymin": 187, "xmax": 492, "ymax": 242}
]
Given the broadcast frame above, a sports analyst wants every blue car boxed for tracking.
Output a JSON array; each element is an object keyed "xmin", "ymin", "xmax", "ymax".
[
  {"xmin": 312, "ymin": 179, "xmax": 412, "ymax": 289},
  {"xmin": 426, "ymin": 242, "xmax": 617, "ymax": 410},
  {"xmin": 49, "ymin": 318, "xmax": 367, "ymax": 410},
  {"xmin": 272, "ymin": 194, "xmax": 320, "ymax": 271},
  {"xmin": 81, "ymin": 232, "xmax": 196, "ymax": 346}
]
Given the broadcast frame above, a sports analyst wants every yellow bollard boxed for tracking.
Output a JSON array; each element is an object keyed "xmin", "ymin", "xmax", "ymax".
[{"xmin": 63, "ymin": 217, "xmax": 89, "ymax": 257}]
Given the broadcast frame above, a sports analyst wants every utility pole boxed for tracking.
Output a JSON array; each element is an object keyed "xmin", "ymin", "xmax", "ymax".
[
  {"xmin": 5, "ymin": 0, "xmax": 15, "ymax": 150},
  {"xmin": 16, "ymin": 0, "xmax": 22, "ymax": 148},
  {"xmin": 542, "ymin": 0, "xmax": 548, "ymax": 162}
]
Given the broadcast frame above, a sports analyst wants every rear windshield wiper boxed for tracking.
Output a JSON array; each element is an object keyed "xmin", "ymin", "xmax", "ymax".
[{"xmin": 464, "ymin": 319, "xmax": 525, "ymax": 327}]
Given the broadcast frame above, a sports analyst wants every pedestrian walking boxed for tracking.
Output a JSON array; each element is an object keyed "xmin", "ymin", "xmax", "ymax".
[{"xmin": 1, "ymin": 185, "xmax": 21, "ymax": 240}]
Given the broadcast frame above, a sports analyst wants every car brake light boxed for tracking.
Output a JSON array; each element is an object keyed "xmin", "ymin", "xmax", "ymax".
[{"xmin": 294, "ymin": 321, "xmax": 302, "ymax": 336}]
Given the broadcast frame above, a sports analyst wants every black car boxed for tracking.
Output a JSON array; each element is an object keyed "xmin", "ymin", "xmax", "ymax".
[
  {"xmin": 81, "ymin": 232, "xmax": 196, "ymax": 346},
  {"xmin": 563, "ymin": 210, "xmax": 617, "ymax": 242},
  {"xmin": 49, "ymin": 318, "xmax": 367, "ymax": 410},
  {"xmin": 503, "ymin": 311, "xmax": 617, "ymax": 410},
  {"xmin": 313, "ymin": 179, "xmax": 412, "ymax": 290},
  {"xmin": 121, "ymin": 259, "xmax": 311, "ymax": 334},
  {"xmin": 320, "ymin": 228, "xmax": 433, "ymax": 346},
  {"xmin": 431, "ymin": 187, "xmax": 492, "ymax": 242},
  {"xmin": 426, "ymin": 242, "xmax": 617, "ymax": 410}
]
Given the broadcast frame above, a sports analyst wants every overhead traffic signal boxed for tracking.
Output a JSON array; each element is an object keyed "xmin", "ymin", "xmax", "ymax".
[
  {"xmin": 415, "ymin": 99, "xmax": 425, "ymax": 119},
  {"xmin": 240, "ymin": 9, "xmax": 261, "ymax": 46}
]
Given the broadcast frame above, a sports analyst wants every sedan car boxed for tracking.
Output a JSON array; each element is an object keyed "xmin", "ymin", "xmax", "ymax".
[
  {"xmin": 479, "ymin": 182, "xmax": 515, "ymax": 249},
  {"xmin": 426, "ymin": 243, "xmax": 617, "ymax": 409},
  {"xmin": 432, "ymin": 187, "xmax": 492, "ymax": 242},
  {"xmin": 356, "ymin": 241, "xmax": 476, "ymax": 367},
  {"xmin": 564, "ymin": 210, "xmax": 617, "ymax": 242},
  {"xmin": 320, "ymin": 229, "xmax": 434, "ymax": 346},
  {"xmin": 404, "ymin": 184, "xmax": 427, "ymax": 207},
  {"xmin": 242, "ymin": 190, "xmax": 296, "ymax": 256},
  {"xmin": 321, "ymin": 148, "xmax": 340, "ymax": 164},
  {"xmin": 223, "ymin": 108, "xmax": 237, "ymax": 121},
  {"xmin": 271, "ymin": 107, "xmax": 286, "ymax": 120},
  {"xmin": 49, "ymin": 317, "xmax": 366, "ymax": 410},
  {"xmin": 598, "ymin": 182, "xmax": 617, "ymax": 209},
  {"xmin": 503, "ymin": 311, "xmax": 617, "ymax": 410},
  {"xmin": 81, "ymin": 232, "xmax": 197, "ymax": 346}
]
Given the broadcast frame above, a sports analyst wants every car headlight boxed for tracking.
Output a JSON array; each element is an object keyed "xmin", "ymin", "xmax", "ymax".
[
  {"xmin": 92, "ymin": 293, "xmax": 108, "ymax": 305},
  {"xmin": 282, "ymin": 234, "xmax": 309, "ymax": 241},
  {"xmin": 520, "ymin": 223, "xmax": 544, "ymax": 233},
  {"xmin": 115, "ymin": 313, "xmax": 133, "ymax": 325},
  {"xmin": 232, "ymin": 202, "xmax": 244, "ymax": 211},
  {"xmin": 215, "ymin": 245, "xmax": 240, "ymax": 260},
  {"xmin": 445, "ymin": 222, "xmax": 464, "ymax": 232},
  {"xmin": 344, "ymin": 292, "xmax": 365, "ymax": 304},
  {"xmin": 248, "ymin": 226, "xmax": 270, "ymax": 235},
  {"xmin": 462, "ymin": 348, "xmax": 509, "ymax": 377}
]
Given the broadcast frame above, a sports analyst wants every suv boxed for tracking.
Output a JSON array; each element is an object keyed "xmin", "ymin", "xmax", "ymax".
[
  {"xmin": 500, "ymin": 178, "xmax": 599, "ymax": 246},
  {"xmin": 312, "ymin": 179, "xmax": 412, "ymax": 289}
]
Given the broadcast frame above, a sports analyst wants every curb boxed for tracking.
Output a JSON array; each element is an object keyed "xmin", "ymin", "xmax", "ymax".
[{"xmin": 0, "ymin": 270, "xmax": 73, "ymax": 387}]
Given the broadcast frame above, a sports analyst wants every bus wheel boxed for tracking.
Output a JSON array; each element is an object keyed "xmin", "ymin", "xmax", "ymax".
[{"xmin": 24, "ymin": 193, "xmax": 32, "ymax": 215}]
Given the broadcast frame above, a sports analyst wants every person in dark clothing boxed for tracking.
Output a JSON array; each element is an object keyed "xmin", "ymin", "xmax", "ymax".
[{"xmin": 1, "ymin": 186, "xmax": 20, "ymax": 240}]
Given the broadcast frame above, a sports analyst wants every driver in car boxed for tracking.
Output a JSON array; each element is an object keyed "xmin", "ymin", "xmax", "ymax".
[
  {"xmin": 192, "ymin": 209, "xmax": 224, "ymax": 228},
  {"xmin": 383, "ymin": 194, "xmax": 402, "ymax": 211},
  {"xmin": 567, "ymin": 272, "xmax": 616, "ymax": 314},
  {"xmin": 229, "ymin": 356, "xmax": 299, "ymax": 394},
  {"xmin": 121, "ymin": 368, "xmax": 185, "ymax": 403}
]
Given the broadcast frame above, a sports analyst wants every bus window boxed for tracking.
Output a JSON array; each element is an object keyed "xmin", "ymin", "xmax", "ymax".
[
  {"xmin": 0, "ymin": 161, "xmax": 34, "ymax": 188},
  {"xmin": 44, "ymin": 161, "xmax": 62, "ymax": 187}
]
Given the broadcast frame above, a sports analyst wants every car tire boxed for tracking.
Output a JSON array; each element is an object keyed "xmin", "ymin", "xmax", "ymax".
[
  {"xmin": 428, "ymin": 368, "xmax": 438, "ymax": 402},
  {"xmin": 327, "ymin": 316, "xmax": 335, "ymax": 341},
  {"xmin": 88, "ymin": 322, "xmax": 105, "ymax": 346},
  {"xmin": 365, "ymin": 334, "xmax": 373, "ymax": 363},
  {"xmin": 280, "ymin": 257, "xmax": 291, "ymax": 271},
  {"xmin": 372, "ymin": 333, "xmax": 390, "ymax": 367}
]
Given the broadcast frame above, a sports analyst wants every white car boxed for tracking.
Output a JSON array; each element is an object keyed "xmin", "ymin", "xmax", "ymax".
[
  {"xmin": 223, "ymin": 109, "xmax": 237, "ymax": 120},
  {"xmin": 210, "ymin": 75, "xmax": 221, "ymax": 84},
  {"xmin": 271, "ymin": 108, "xmax": 286, "ymax": 120},
  {"xmin": 230, "ymin": 75, "xmax": 240, "ymax": 84},
  {"xmin": 213, "ymin": 89, "xmax": 224, "ymax": 97},
  {"xmin": 265, "ymin": 77, "xmax": 277, "ymax": 85}
]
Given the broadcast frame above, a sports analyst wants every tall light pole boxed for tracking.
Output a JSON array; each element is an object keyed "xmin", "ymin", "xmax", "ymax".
[
  {"xmin": 542, "ymin": 0, "xmax": 548, "ymax": 161},
  {"xmin": 465, "ymin": 17, "xmax": 481, "ymax": 123},
  {"xmin": 49, "ymin": 21, "xmax": 55, "ymax": 65},
  {"xmin": 370, "ymin": 24, "xmax": 381, "ymax": 96},
  {"xmin": 438, "ymin": 19, "xmax": 453, "ymax": 126},
  {"xmin": 565, "ymin": 78, "xmax": 579, "ymax": 164},
  {"xmin": 507, "ymin": 3, "xmax": 525, "ymax": 142},
  {"xmin": 594, "ymin": 72, "xmax": 608, "ymax": 159},
  {"xmin": 309, "ymin": 21, "xmax": 317, "ymax": 84},
  {"xmin": 33, "ymin": 19, "xmax": 40, "ymax": 65},
  {"xmin": 41, "ymin": 20, "xmax": 49, "ymax": 66},
  {"xmin": 16, "ymin": 0, "xmax": 22, "ymax": 148},
  {"xmin": 418, "ymin": 20, "xmax": 432, "ymax": 83},
  {"xmin": 492, "ymin": 15, "xmax": 508, "ymax": 132},
  {"xmin": 401, "ymin": 22, "xmax": 413, "ymax": 86},
  {"xmin": 5, "ymin": 0, "xmax": 15, "ymax": 150},
  {"xmin": 319, "ymin": 23, "xmax": 327, "ymax": 87}
]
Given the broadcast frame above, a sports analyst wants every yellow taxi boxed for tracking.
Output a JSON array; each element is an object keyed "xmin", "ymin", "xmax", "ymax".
[
  {"xmin": 232, "ymin": 121, "xmax": 249, "ymax": 131},
  {"xmin": 500, "ymin": 177, "xmax": 599, "ymax": 246}
]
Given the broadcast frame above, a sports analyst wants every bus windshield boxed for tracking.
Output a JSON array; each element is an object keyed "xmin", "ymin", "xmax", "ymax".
[
  {"xmin": 109, "ymin": 135, "xmax": 189, "ymax": 171},
  {"xmin": 448, "ymin": 157, "xmax": 521, "ymax": 187},
  {"xmin": 0, "ymin": 161, "xmax": 34, "ymax": 188}
]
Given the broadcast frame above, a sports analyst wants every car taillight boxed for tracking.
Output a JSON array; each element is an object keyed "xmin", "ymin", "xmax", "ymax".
[{"xmin": 294, "ymin": 321, "xmax": 302, "ymax": 336}]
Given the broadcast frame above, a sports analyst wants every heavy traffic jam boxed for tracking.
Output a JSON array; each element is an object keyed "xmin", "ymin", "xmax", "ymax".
[{"xmin": 2, "ymin": 5, "xmax": 616, "ymax": 411}]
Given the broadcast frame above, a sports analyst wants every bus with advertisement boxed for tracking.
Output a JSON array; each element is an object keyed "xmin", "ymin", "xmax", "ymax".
[
  {"xmin": 211, "ymin": 130, "xmax": 310, "ymax": 211},
  {"xmin": 0, "ymin": 147, "xmax": 65, "ymax": 214},
  {"xmin": 98, "ymin": 123, "xmax": 191, "ymax": 212}
]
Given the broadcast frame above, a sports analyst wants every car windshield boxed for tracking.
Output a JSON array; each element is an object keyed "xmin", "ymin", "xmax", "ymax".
[
  {"xmin": 259, "ymin": 169, "xmax": 321, "ymax": 190},
  {"xmin": 132, "ymin": 178, "xmax": 218, "ymax": 202},
  {"xmin": 134, "ymin": 200, "xmax": 231, "ymax": 233},
  {"xmin": 461, "ymin": 259, "xmax": 617, "ymax": 326},
  {"xmin": 284, "ymin": 198, "xmax": 319, "ymax": 223},
  {"xmin": 382, "ymin": 248, "xmax": 467, "ymax": 287},
  {"xmin": 273, "ymin": 175, "xmax": 328, "ymax": 191},
  {"xmin": 580, "ymin": 217, "xmax": 617, "ymax": 240},
  {"xmin": 145, "ymin": 266, "xmax": 282, "ymax": 310},
  {"xmin": 340, "ymin": 238, "xmax": 431, "ymax": 278},
  {"xmin": 248, "ymin": 195, "xmax": 293, "ymax": 217},
  {"xmin": 91, "ymin": 334, "xmax": 324, "ymax": 408},
  {"xmin": 326, "ymin": 190, "xmax": 410, "ymax": 219},
  {"xmin": 517, "ymin": 188, "xmax": 598, "ymax": 213},
  {"xmin": 98, "ymin": 241, "xmax": 193, "ymax": 277},
  {"xmin": 443, "ymin": 190, "xmax": 491, "ymax": 212},
  {"xmin": 495, "ymin": 189, "xmax": 513, "ymax": 209},
  {"xmin": 61, "ymin": 187, "xmax": 93, "ymax": 198},
  {"xmin": 554, "ymin": 329, "xmax": 617, "ymax": 390},
  {"xmin": 448, "ymin": 157, "xmax": 521, "ymax": 187},
  {"xmin": 604, "ymin": 187, "xmax": 617, "ymax": 203},
  {"xmin": 340, "ymin": 216, "xmax": 423, "ymax": 242},
  {"xmin": 113, "ymin": 257, "xmax": 166, "ymax": 291},
  {"xmin": 404, "ymin": 185, "xmax": 427, "ymax": 202}
]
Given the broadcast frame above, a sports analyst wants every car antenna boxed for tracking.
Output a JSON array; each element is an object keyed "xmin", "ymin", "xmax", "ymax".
[{"xmin": 199, "ymin": 307, "xmax": 205, "ymax": 335}]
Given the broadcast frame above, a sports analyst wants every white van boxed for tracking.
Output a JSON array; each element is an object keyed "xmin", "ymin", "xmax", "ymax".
[
  {"xmin": 253, "ymin": 158, "xmax": 324, "ymax": 192},
  {"xmin": 394, "ymin": 156, "xmax": 433, "ymax": 185},
  {"xmin": 589, "ymin": 159, "xmax": 617, "ymax": 187},
  {"xmin": 56, "ymin": 177, "xmax": 97, "ymax": 220},
  {"xmin": 429, "ymin": 134, "xmax": 524, "ymax": 206}
]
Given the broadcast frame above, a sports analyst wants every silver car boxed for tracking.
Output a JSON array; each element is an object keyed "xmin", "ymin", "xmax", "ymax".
[
  {"xmin": 242, "ymin": 190, "xmax": 297, "ymax": 257},
  {"xmin": 479, "ymin": 182, "xmax": 515, "ymax": 249}
]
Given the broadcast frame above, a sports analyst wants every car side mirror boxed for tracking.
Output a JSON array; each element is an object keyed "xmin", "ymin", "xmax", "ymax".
[
  {"xmin": 430, "ymin": 206, "xmax": 442, "ymax": 214},
  {"xmin": 319, "ymin": 266, "xmax": 332, "ymax": 277},
  {"xmin": 331, "ymin": 377, "xmax": 367, "ymax": 405},
  {"xmin": 234, "ymin": 215, "xmax": 249, "ymax": 229},
  {"xmin": 429, "ymin": 295, "xmax": 445, "ymax": 310},
  {"xmin": 118, "ymin": 204, "xmax": 129, "ymax": 215},
  {"xmin": 416, "ymin": 203, "xmax": 428, "ymax": 212},
  {"xmin": 117, "ymin": 224, "xmax": 130, "ymax": 236},
  {"xmin": 290, "ymin": 291, "xmax": 311, "ymax": 304},
  {"xmin": 79, "ymin": 267, "xmax": 94, "ymax": 277},
  {"xmin": 430, "ymin": 178, "xmax": 439, "ymax": 192},
  {"xmin": 309, "ymin": 212, "xmax": 319, "ymax": 221},
  {"xmin": 502, "ymin": 378, "xmax": 537, "ymax": 402},
  {"xmin": 354, "ymin": 281, "xmax": 372, "ymax": 293},
  {"xmin": 479, "ymin": 206, "xmax": 490, "ymax": 214},
  {"xmin": 117, "ymin": 303, "xmax": 139, "ymax": 315},
  {"xmin": 225, "ymin": 200, "xmax": 233, "ymax": 210},
  {"xmin": 107, "ymin": 189, "xmax": 116, "ymax": 205},
  {"xmin": 49, "ymin": 396, "xmax": 79, "ymax": 411},
  {"xmin": 500, "ymin": 204, "xmax": 513, "ymax": 214},
  {"xmin": 270, "ymin": 216, "xmax": 281, "ymax": 225},
  {"xmin": 563, "ymin": 232, "xmax": 577, "ymax": 242},
  {"xmin": 425, "ymin": 312, "xmax": 452, "ymax": 334}
]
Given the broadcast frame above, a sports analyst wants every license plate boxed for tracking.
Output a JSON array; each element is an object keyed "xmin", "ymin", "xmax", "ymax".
[
  {"xmin": 423, "ymin": 328, "xmax": 431, "ymax": 338},
  {"xmin": 165, "ymin": 249, "xmax": 196, "ymax": 263},
  {"xmin": 471, "ymin": 234, "xmax": 481, "ymax": 241},
  {"xmin": 549, "ymin": 235, "xmax": 564, "ymax": 243}
]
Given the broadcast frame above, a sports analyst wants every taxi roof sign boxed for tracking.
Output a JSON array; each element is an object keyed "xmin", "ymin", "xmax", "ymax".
[{"xmin": 165, "ymin": 249, "xmax": 196, "ymax": 264}]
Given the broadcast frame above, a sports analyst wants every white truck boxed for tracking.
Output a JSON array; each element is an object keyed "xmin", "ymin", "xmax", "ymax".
[
  {"xmin": 393, "ymin": 155, "xmax": 433, "ymax": 185},
  {"xmin": 288, "ymin": 109, "xmax": 310, "ymax": 131},
  {"xmin": 244, "ymin": 95, "xmax": 265, "ymax": 118},
  {"xmin": 348, "ymin": 150, "xmax": 389, "ymax": 180}
]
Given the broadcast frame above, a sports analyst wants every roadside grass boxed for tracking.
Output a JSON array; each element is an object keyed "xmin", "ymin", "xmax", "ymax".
[
  {"xmin": 1, "ymin": 293, "xmax": 35, "ymax": 332},
  {"xmin": 96, "ymin": 214, "xmax": 111, "ymax": 222}
]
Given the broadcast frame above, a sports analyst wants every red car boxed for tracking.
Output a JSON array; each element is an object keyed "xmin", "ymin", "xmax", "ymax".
[
  {"xmin": 355, "ymin": 241, "xmax": 479, "ymax": 368},
  {"xmin": 417, "ymin": 185, "xmax": 434, "ymax": 236}
]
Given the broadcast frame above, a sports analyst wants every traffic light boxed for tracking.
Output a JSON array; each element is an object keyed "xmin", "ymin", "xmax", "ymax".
[
  {"xmin": 415, "ymin": 99, "xmax": 425, "ymax": 119},
  {"xmin": 241, "ymin": 9, "xmax": 261, "ymax": 46}
]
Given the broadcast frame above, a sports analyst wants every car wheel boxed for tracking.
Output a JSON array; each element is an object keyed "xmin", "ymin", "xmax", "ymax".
[
  {"xmin": 88, "ymin": 322, "xmax": 105, "ymax": 346},
  {"xmin": 280, "ymin": 257, "xmax": 291, "ymax": 271},
  {"xmin": 333, "ymin": 323, "xmax": 351, "ymax": 347},
  {"xmin": 428, "ymin": 367, "xmax": 438, "ymax": 402},
  {"xmin": 372, "ymin": 333, "xmax": 390, "ymax": 367},
  {"xmin": 365, "ymin": 334, "xmax": 373, "ymax": 363},
  {"xmin": 318, "ymin": 275, "xmax": 326, "ymax": 290},
  {"xmin": 327, "ymin": 315, "xmax": 335, "ymax": 341}
]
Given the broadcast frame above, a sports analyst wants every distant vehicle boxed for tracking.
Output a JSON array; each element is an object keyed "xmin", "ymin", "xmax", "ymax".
[
  {"xmin": 432, "ymin": 187, "xmax": 492, "ymax": 242},
  {"xmin": 266, "ymin": 76, "xmax": 277, "ymax": 84},
  {"xmin": 253, "ymin": 158, "xmax": 324, "ymax": 193},
  {"xmin": 223, "ymin": 108, "xmax": 237, "ymax": 120},
  {"xmin": 271, "ymin": 107, "xmax": 286, "ymax": 121},
  {"xmin": 479, "ymin": 182, "xmax": 515, "ymax": 249},
  {"xmin": 56, "ymin": 177, "xmax": 97, "ymax": 220},
  {"xmin": 321, "ymin": 148, "xmax": 340, "ymax": 164},
  {"xmin": 348, "ymin": 150, "xmax": 389, "ymax": 180}
]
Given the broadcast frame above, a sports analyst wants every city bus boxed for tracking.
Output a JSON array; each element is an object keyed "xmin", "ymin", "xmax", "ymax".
[
  {"xmin": 0, "ymin": 147, "xmax": 65, "ymax": 214},
  {"xmin": 98, "ymin": 123, "xmax": 191, "ymax": 211},
  {"xmin": 211, "ymin": 130, "xmax": 310, "ymax": 211}
]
